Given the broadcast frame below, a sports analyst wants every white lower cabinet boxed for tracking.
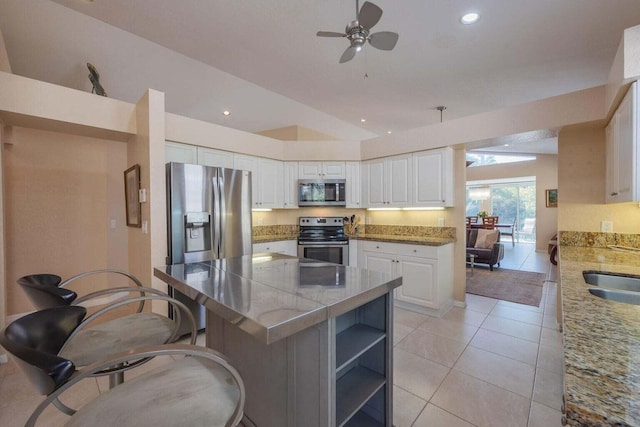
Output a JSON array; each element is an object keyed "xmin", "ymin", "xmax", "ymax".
[
  {"xmin": 253, "ymin": 240, "xmax": 297, "ymax": 256},
  {"xmin": 348, "ymin": 240, "xmax": 358, "ymax": 267},
  {"xmin": 359, "ymin": 240, "xmax": 453, "ymax": 316}
]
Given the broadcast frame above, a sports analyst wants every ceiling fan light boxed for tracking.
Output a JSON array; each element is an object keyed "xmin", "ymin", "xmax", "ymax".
[
  {"xmin": 460, "ymin": 12, "xmax": 480, "ymax": 25},
  {"xmin": 355, "ymin": 45, "xmax": 362, "ymax": 52}
]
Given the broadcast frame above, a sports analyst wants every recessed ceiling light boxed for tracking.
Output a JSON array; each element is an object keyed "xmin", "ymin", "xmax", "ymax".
[
  {"xmin": 504, "ymin": 144, "xmax": 510, "ymax": 147},
  {"xmin": 460, "ymin": 12, "xmax": 480, "ymax": 25},
  {"xmin": 387, "ymin": 131, "xmax": 392, "ymax": 134},
  {"xmin": 360, "ymin": 118, "xmax": 366, "ymax": 123},
  {"xmin": 223, "ymin": 110, "xmax": 231, "ymax": 116}
]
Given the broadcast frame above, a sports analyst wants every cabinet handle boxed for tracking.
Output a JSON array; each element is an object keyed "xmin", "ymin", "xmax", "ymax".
[
  {"xmin": 413, "ymin": 249, "xmax": 417, "ymax": 252},
  {"xmin": 376, "ymin": 246, "xmax": 380, "ymax": 249},
  {"xmin": 561, "ymin": 415, "xmax": 567, "ymax": 426},
  {"xmin": 610, "ymin": 192, "xmax": 618, "ymax": 196}
]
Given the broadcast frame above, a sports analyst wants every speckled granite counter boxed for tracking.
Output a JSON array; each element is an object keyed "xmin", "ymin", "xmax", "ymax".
[
  {"xmin": 351, "ymin": 233, "xmax": 455, "ymax": 246},
  {"xmin": 252, "ymin": 234, "xmax": 297, "ymax": 243},
  {"xmin": 251, "ymin": 224, "xmax": 458, "ymax": 246},
  {"xmin": 559, "ymin": 245, "xmax": 640, "ymax": 426},
  {"xmin": 252, "ymin": 225, "xmax": 298, "ymax": 244}
]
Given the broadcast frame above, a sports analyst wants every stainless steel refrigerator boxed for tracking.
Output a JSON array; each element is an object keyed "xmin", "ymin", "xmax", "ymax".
[{"xmin": 166, "ymin": 162, "xmax": 253, "ymax": 334}]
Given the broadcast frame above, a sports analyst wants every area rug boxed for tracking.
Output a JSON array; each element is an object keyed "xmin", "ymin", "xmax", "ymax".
[{"xmin": 466, "ymin": 268, "xmax": 545, "ymax": 307}]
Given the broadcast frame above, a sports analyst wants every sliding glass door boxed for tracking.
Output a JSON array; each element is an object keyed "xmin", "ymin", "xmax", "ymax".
[
  {"xmin": 466, "ymin": 181, "xmax": 536, "ymax": 242},
  {"xmin": 491, "ymin": 182, "xmax": 536, "ymax": 242}
]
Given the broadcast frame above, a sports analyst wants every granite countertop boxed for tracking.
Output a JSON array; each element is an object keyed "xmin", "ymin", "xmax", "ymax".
[
  {"xmin": 252, "ymin": 234, "xmax": 298, "ymax": 243},
  {"xmin": 154, "ymin": 254, "xmax": 402, "ymax": 345},
  {"xmin": 350, "ymin": 233, "xmax": 455, "ymax": 246},
  {"xmin": 559, "ymin": 246, "xmax": 640, "ymax": 427}
]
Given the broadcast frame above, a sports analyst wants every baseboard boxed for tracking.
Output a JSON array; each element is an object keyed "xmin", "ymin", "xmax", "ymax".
[
  {"xmin": 394, "ymin": 300, "xmax": 451, "ymax": 317},
  {"xmin": 453, "ymin": 300, "xmax": 467, "ymax": 308}
]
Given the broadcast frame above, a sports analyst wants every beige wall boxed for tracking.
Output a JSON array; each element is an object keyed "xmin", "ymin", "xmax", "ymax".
[
  {"xmin": 0, "ymin": 124, "xmax": 6, "ymax": 329},
  {"xmin": 128, "ymin": 90, "xmax": 169, "ymax": 315},
  {"xmin": 3, "ymin": 126, "xmax": 128, "ymax": 315},
  {"xmin": 452, "ymin": 148, "xmax": 468, "ymax": 304},
  {"xmin": 256, "ymin": 125, "xmax": 338, "ymax": 141},
  {"xmin": 466, "ymin": 154, "xmax": 558, "ymax": 251},
  {"xmin": 0, "ymin": 28, "xmax": 11, "ymax": 73},
  {"xmin": 558, "ymin": 126, "xmax": 640, "ymax": 234},
  {"xmin": 362, "ymin": 86, "xmax": 605, "ymax": 160},
  {"xmin": 253, "ymin": 208, "xmax": 366, "ymax": 226}
]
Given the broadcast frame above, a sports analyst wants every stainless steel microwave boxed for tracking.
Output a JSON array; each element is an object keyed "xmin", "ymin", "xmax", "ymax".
[{"xmin": 298, "ymin": 179, "xmax": 346, "ymax": 206}]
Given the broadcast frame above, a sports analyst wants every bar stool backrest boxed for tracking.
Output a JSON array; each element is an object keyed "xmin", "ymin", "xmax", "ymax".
[
  {"xmin": 0, "ymin": 306, "xmax": 86, "ymax": 395},
  {"xmin": 18, "ymin": 274, "xmax": 78, "ymax": 309}
]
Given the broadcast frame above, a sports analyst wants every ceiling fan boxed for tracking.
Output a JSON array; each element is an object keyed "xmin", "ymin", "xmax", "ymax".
[{"xmin": 317, "ymin": 0, "xmax": 399, "ymax": 63}]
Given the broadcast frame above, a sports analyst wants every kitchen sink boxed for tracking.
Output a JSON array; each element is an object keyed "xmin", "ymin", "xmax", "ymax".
[
  {"xmin": 584, "ymin": 271, "xmax": 640, "ymax": 305},
  {"xmin": 588, "ymin": 288, "xmax": 640, "ymax": 305},
  {"xmin": 583, "ymin": 270, "xmax": 640, "ymax": 292}
]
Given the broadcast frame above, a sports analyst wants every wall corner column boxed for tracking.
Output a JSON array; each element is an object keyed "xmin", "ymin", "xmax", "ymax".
[
  {"xmin": 128, "ymin": 89, "xmax": 167, "ymax": 315},
  {"xmin": 452, "ymin": 147, "xmax": 467, "ymax": 305}
]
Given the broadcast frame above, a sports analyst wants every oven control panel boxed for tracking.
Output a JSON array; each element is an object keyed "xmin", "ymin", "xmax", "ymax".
[{"xmin": 299, "ymin": 217, "xmax": 344, "ymax": 226}]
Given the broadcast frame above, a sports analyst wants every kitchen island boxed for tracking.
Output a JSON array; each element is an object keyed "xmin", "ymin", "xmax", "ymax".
[{"xmin": 154, "ymin": 253, "xmax": 402, "ymax": 427}]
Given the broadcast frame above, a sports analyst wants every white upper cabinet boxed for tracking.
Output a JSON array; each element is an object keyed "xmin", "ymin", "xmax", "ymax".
[
  {"xmin": 166, "ymin": 141, "xmax": 197, "ymax": 164},
  {"xmin": 345, "ymin": 161, "xmax": 361, "ymax": 208},
  {"xmin": 235, "ymin": 154, "xmax": 283, "ymax": 209},
  {"xmin": 298, "ymin": 161, "xmax": 345, "ymax": 179},
  {"xmin": 362, "ymin": 154, "xmax": 412, "ymax": 208},
  {"xmin": 165, "ymin": 142, "xmax": 234, "ymax": 169},
  {"xmin": 197, "ymin": 147, "xmax": 235, "ymax": 169},
  {"xmin": 412, "ymin": 148, "xmax": 454, "ymax": 207},
  {"xmin": 257, "ymin": 158, "xmax": 283, "ymax": 209},
  {"xmin": 282, "ymin": 162, "xmax": 299, "ymax": 209},
  {"xmin": 606, "ymin": 81, "xmax": 639, "ymax": 203}
]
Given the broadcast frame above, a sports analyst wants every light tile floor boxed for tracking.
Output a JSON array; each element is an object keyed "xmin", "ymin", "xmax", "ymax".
[
  {"xmin": 392, "ymin": 271, "xmax": 564, "ymax": 427},
  {"xmin": 499, "ymin": 242, "xmax": 549, "ymax": 274},
  {"xmin": 0, "ymin": 268, "xmax": 563, "ymax": 427}
]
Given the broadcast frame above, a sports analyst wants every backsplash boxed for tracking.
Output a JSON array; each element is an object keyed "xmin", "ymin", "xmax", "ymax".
[
  {"xmin": 252, "ymin": 224, "xmax": 457, "ymax": 240},
  {"xmin": 363, "ymin": 224, "xmax": 457, "ymax": 240},
  {"xmin": 253, "ymin": 224, "xmax": 299, "ymax": 237},
  {"xmin": 559, "ymin": 231, "xmax": 640, "ymax": 248}
]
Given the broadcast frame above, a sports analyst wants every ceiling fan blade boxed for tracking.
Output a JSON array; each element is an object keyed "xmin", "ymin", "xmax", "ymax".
[
  {"xmin": 358, "ymin": 1, "xmax": 383, "ymax": 30},
  {"xmin": 369, "ymin": 31, "xmax": 399, "ymax": 50},
  {"xmin": 317, "ymin": 31, "xmax": 347, "ymax": 37},
  {"xmin": 339, "ymin": 46, "xmax": 357, "ymax": 63}
]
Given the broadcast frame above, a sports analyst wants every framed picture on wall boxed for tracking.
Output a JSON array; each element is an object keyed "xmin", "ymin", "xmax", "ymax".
[
  {"xmin": 546, "ymin": 189, "xmax": 558, "ymax": 208},
  {"xmin": 124, "ymin": 164, "xmax": 142, "ymax": 227}
]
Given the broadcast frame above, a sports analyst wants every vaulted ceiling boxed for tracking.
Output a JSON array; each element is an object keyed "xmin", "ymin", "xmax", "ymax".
[{"xmin": 2, "ymin": 0, "xmax": 640, "ymax": 145}]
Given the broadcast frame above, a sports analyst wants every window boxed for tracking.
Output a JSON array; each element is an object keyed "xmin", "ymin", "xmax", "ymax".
[
  {"xmin": 466, "ymin": 179, "xmax": 536, "ymax": 242},
  {"xmin": 466, "ymin": 152, "xmax": 535, "ymax": 167}
]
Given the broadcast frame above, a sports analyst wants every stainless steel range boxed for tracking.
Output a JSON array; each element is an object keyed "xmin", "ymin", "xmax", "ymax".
[{"xmin": 297, "ymin": 217, "xmax": 349, "ymax": 265}]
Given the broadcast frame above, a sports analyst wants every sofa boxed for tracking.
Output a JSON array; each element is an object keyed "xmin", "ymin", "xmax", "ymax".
[{"xmin": 466, "ymin": 228, "xmax": 505, "ymax": 271}]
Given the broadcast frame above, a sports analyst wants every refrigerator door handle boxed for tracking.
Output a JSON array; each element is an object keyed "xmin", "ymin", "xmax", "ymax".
[
  {"xmin": 212, "ymin": 174, "xmax": 222, "ymax": 259},
  {"xmin": 218, "ymin": 172, "xmax": 227, "ymax": 258}
]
